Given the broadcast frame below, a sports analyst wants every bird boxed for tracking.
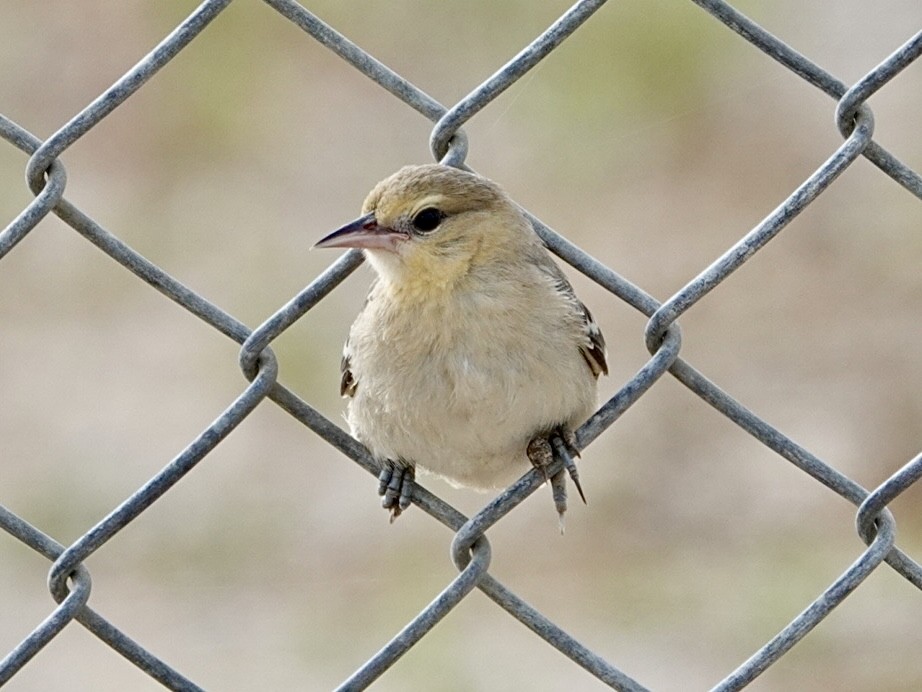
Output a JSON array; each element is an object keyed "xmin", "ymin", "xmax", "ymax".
[{"xmin": 314, "ymin": 164, "xmax": 607, "ymax": 526}]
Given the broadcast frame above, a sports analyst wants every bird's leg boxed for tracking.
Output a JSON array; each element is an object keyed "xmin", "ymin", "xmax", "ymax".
[
  {"xmin": 378, "ymin": 460, "xmax": 415, "ymax": 522},
  {"xmin": 527, "ymin": 428, "xmax": 587, "ymax": 532},
  {"xmin": 553, "ymin": 427, "xmax": 587, "ymax": 506},
  {"xmin": 527, "ymin": 433, "xmax": 569, "ymax": 531}
]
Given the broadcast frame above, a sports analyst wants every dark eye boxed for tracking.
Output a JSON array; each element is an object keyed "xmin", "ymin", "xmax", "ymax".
[{"xmin": 411, "ymin": 207, "xmax": 444, "ymax": 233}]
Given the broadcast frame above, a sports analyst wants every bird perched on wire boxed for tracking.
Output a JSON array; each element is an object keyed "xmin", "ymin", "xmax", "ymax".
[{"xmin": 315, "ymin": 164, "xmax": 607, "ymax": 526}]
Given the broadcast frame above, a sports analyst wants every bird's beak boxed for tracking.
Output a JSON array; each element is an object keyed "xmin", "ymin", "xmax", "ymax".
[{"xmin": 313, "ymin": 212, "xmax": 408, "ymax": 252}]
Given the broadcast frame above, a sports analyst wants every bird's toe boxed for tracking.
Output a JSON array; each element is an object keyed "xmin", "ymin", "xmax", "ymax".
[
  {"xmin": 528, "ymin": 427, "xmax": 588, "ymax": 525},
  {"xmin": 378, "ymin": 460, "xmax": 415, "ymax": 522}
]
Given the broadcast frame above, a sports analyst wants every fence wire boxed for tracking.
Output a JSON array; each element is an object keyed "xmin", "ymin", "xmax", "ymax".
[{"xmin": 1, "ymin": 0, "xmax": 921, "ymax": 689}]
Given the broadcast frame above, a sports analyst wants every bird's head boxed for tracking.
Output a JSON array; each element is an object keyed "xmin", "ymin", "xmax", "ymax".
[{"xmin": 315, "ymin": 164, "xmax": 532, "ymax": 295}]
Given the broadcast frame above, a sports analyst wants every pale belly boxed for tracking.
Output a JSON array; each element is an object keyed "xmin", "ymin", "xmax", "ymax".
[{"xmin": 347, "ymin": 347, "xmax": 597, "ymax": 490}]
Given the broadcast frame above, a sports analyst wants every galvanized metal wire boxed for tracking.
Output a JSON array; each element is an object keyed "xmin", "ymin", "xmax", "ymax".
[{"xmin": 1, "ymin": 0, "xmax": 920, "ymax": 689}]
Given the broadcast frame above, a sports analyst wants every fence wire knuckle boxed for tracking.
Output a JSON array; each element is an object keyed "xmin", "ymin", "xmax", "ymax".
[{"xmin": 1, "ymin": 0, "xmax": 920, "ymax": 688}]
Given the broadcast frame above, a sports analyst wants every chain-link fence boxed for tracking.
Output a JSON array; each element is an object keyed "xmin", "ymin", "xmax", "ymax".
[{"xmin": 2, "ymin": 0, "xmax": 921, "ymax": 689}]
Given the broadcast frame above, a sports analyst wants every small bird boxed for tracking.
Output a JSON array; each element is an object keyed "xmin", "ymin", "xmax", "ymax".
[{"xmin": 315, "ymin": 164, "xmax": 607, "ymax": 525}]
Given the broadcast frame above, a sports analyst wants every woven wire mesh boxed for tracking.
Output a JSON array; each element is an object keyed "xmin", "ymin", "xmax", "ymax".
[{"xmin": 2, "ymin": 0, "xmax": 921, "ymax": 689}]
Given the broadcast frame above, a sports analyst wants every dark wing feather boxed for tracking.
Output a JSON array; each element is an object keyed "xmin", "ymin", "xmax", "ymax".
[
  {"xmin": 339, "ymin": 284, "xmax": 379, "ymax": 398},
  {"xmin": 578, "ymin": 302, "xmax": 608, "ymax": 378},
  {"xmin": 340, "ymin": 346, "xmax": 357, "ymax": 397},
  {"xmin": 541, "ymin": 260, "xmax": 608, "ymax": 380}
]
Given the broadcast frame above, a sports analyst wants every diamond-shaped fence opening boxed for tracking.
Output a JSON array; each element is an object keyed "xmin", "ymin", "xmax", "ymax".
[{"xmin": 1, "ymin": 1, "xmax": 921, "ymax": 689}]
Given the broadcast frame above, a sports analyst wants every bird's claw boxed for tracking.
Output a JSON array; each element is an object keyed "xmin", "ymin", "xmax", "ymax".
[
  {"xmin": 527, "ymin": 428, "xmax": 587, "ymax": 531},
  {"xmin": 378, "ymin": 460, "xmax": 415, "ymax": 522},
  {"xmin": 554, "ymin": 429, "xmax": 587, "ymax": 506},
  {"xmin": 549, "ymin": 468, "xmax": 568, "ymax": 534}
]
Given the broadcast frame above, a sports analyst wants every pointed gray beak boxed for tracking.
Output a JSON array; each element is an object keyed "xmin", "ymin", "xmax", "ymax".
[{"xmin": 314, "ymin": 212, "xmax": 408, "ymax": 251}]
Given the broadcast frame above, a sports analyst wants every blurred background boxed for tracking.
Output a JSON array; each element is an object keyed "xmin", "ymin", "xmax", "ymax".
[{"xmin": 1, "ymin": 1, "xmax": 921, "ymax": 689}]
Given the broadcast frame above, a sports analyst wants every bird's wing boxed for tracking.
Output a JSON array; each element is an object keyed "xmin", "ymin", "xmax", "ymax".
[
  {"xmin": 340, "ymin": 341, "xmax": 357, "ymax": 397},
  {"xmin": 339, "ymin": 282, "xmax": 382, "ymax": 398},
  {"xmin": 578, "ymin": 301, "xmax": 608, "ymax": 378},
  {"xmin": 541, "ymin": 260, "xmax": 608, "ymax": 379}
]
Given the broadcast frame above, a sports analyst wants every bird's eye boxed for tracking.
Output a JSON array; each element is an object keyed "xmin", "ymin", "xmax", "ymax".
[{"xmin": 411, "ymin": 207, "xmax": 444, "ymax": 233}]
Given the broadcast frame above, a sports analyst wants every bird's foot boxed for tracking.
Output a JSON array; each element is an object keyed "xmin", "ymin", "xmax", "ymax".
[
  {"xmin": 527, "ymin": 428, "xmax": 586, "ymax": 533},
  {"xmin": 526, "ymin": 436, "xmax": 555, "ymax": 483},
  {"xmin": 378, "ymin": 460, "xmax": 415, "ymax": 522},
  {"xmin": 555, "ymin": 428, "xmax": 587, "ymax": 505}
]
